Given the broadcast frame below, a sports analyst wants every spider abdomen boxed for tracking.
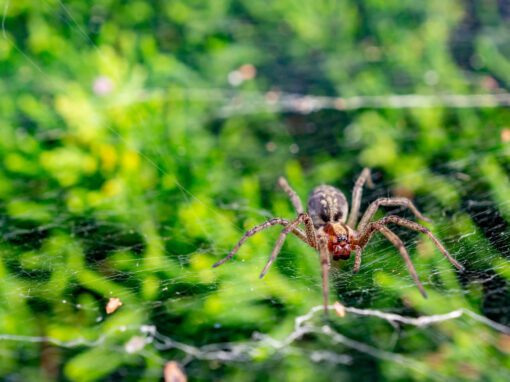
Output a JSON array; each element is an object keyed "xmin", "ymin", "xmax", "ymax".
[{"xmin": 307, "ymin": 185, "xmax": 349, "ymax": 228}]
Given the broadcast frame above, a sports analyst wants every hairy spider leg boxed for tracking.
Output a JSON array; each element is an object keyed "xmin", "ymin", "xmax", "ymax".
[
  {"xmin": 377, "ymin": 226, "xmax": 427, "ymax": 298},
  {"xmin": 377, "ymin": 226, "xmax": 427, "ymax": 297},
  {"xmin": 259, "ymin": 214, "xmax": 308, "ymax": 278},
  {"xmin": 359, "ymin": 215, "xmax": 464, "ymax": 271},
  {"xmin": 278, "ymin": 176, "xmax": 304, "ymax": 214},
  {"xmin": 319, "ymin": 237, "xmax": 331, "ymax": 314},
  {"xmin": 212, "ymin": 218, "xmax": 308, "ymax": 268},
  {"xmin": 279, "ymin": 177, "xmax": 318, "ymax": 249},
  {"xmin": 357, "ymin": 197, "xmax": 431, "ymax": 232},
  {"xmin": 353, "ymin": 246, "xmax": 362, "ymax": 273},
  {"xmin": 347, "ymin": 168, "xmax": 373, "ymax": 228}
]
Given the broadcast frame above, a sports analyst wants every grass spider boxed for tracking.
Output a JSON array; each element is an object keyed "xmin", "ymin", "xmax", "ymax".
[{"xmin": 213, "ymin": 168, "xmax": 464, "ymax": 313}]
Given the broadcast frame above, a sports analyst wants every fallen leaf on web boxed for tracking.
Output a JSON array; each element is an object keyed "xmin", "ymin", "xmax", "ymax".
[{"xmin": 164, "ymin": 361, "xmax": 187, "ymax": 382}]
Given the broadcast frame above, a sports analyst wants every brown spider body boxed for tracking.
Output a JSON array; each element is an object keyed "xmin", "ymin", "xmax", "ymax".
[
  {"xmin": 213, "ymin": 168, "xmax": 465, "ymax": 314},
  {"xmin": 307, "ymin": 185, "xmax": 360, "ymax": 260},
  {"xmin": 322, "ymin": 223, "xmax": 358, "ymax": 260}
]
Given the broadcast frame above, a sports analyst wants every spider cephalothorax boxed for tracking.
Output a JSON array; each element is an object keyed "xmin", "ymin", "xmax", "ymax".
[
  {"xmin": 213, "ymin": 168, "xmax": 464, "ymax": 313},
  {"xmin": 322, "ymin": 223, "xmax": 357, "ymax": 260}
]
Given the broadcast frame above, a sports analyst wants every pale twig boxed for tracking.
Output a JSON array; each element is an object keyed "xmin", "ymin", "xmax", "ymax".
[
  {"xmin": 297, "ymin": 304, "xmax": 510, "ymax": 335},
  {"xmin": 220, "ymin": 92, "xmax": 510, "ymax": 116},
  {"xmin": 99, "ymin": 88, "xmax": 510, "ymax": 115},
  {"xmin": 1, "ymin": 304, "xmax": 508, "ymax": 371}
]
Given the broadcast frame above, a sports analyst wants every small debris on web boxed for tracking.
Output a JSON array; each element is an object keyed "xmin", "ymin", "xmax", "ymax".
[
  {"xmin": 105, "ymin": 298, "xmax": 123, "ymax": 314},
  {"xmin": 164, "ymin": 361, "xmax": 187, "ymax": 382},
  {"xmin": 92, "ymin": 75, "xmax": 113, "ymax": 96},
  {"xmin": 228, "ymin": 64, "xmax": 257, "ymax": 87},
  {"xmin": 333, "ymin": 301, "xmax": 346, "ymax": 317},
  {"xmin": 265, "ymin": 89, "xmax": 281, "ymax": 104},
  {"xmin": 501, "ymin": 128, "xmax": 510, "ymax": 143},
  {"xmin": 496, "ymin": 334, "xmax": 510, "ymax": 354},
  {"xmin": 238, "ymin": 64, "xmax": 256, "ymax": 80},
  {"xmin": 124, "ymin": 336, "xmax": 145, "ymax": 354}
]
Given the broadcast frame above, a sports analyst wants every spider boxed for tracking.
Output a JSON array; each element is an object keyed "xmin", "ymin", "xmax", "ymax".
[{"xmin": 213, "ymin": 168, "xmax": 464, "ymax": 313}]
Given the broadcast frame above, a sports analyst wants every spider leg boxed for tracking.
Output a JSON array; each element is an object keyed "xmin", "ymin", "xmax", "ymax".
[
  {"xmin": 278, "ymin": 176, "xmax": 304, "ymax": 214},
  {"xmin": 354, "ymin": 225, "xmax": 427, "ymax": 297},
  {"xmin": 357, "ymin": 197, "xmax": 431, "ymax": 232},
  {"xmin": 318, "ymin": 237, "xmax": 330, "ymax": 314},
  {"xmin": 377, "ymin": 226, "xmax": 427, "ymax": 298},
  {"xmin": 347, "ymin": 168, "xmax": 373, "ymax": 228},
  {"xmin": 302, "ymin": 213, "xmax": 318, "ymax": 249},
  {"xmin": 278, "ymin": 176, "xmax": 317, "ymax": 248},
  {"xmin": 359, "ymin": 215, "xmax": 464, "ymax": 271},
  {"xmin": 353, "ymin": 246, "xmax": 362, "ymax": 273},
  {"xmin": 259, "ymin": 214, "xmax": 306, "ymax": 278},
  {"xmin": 278, "ymin": 177, "xmax": 318, "ymax": 249},
  {"xmin": 212, "ymin": 218, "xmax": 308, "ymax": 268}
]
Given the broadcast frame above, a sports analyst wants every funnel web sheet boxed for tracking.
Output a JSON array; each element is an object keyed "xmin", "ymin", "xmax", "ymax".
[{"xmin": 0, "ymin": 1, "xmax": 510, "ymax": 381}]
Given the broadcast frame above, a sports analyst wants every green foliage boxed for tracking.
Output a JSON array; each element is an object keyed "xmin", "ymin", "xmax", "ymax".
[{"xmin": 1, "ymin": 0, "xmax": 509, "ymax": 381}]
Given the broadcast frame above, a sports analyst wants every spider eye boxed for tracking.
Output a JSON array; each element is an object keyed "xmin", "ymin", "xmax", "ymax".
[
  {"xmin": 333, "ymin": 212, "xmax": 342, "ymax": 221},
  {"xmin": 320, "ymin": 212, "xmax": 329, "ymax": 222}
]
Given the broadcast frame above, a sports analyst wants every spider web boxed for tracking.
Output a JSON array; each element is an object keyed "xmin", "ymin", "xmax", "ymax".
[{"xmin": 1, "ymin": 1, "xmax": 510, "ymax": 381}]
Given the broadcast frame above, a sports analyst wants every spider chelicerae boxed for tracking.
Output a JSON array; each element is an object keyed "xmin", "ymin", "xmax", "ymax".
[{"xmin": 213, "ymin": 168, "xmax": 464, "ymax": 313}]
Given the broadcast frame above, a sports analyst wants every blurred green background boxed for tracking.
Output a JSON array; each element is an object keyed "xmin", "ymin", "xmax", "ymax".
[{"xmin": 1, "ymin": 0, "xmax": 510, "ymax": 381}]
